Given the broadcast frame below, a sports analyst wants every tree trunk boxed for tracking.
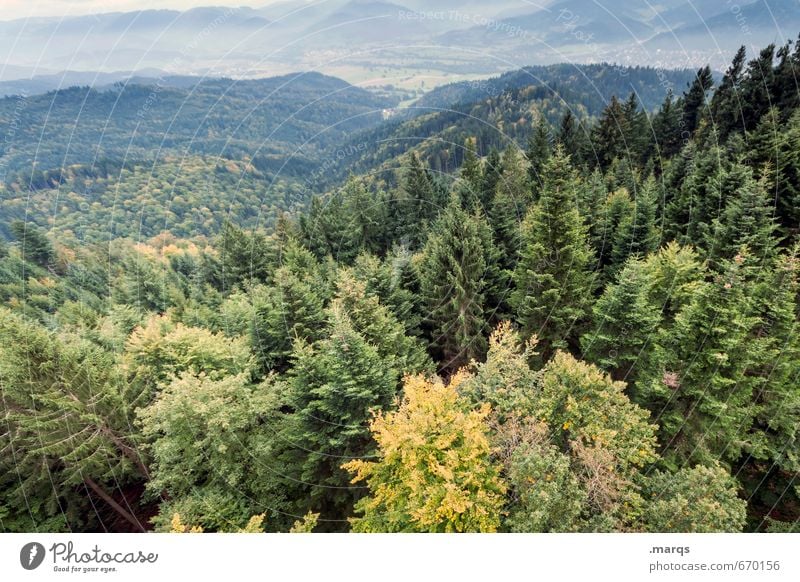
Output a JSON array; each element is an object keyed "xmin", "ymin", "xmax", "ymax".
[{"xmin": 84, "ymin": 477, "xmax": 146, "ymax": 532}]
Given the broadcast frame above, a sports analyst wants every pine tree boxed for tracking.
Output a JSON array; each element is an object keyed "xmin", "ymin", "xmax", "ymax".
[
  {"xmin": 481, "ymin": 148, "xmax": 503, "ymax": 209},
  {"xmin": 748, "ymin": 248, "xmax": 800, "ymax": 476},
  {"xmin": 664, "ymin": 142, "xmax": 726, "ymax": 244},
  {"xmin": 217, "ymin": 220, "xmax": 274, "ymax": 289},
  {"xmin": 418, "ymin": 198, "xmax": 503, "ymax": 369},
  {"xmin": 511, "ymin": 146, "xmax": 595, "ymax": 358},
  {"xmin": 558, "ymin": 110, "xmax": 581, "ymax": 159}
]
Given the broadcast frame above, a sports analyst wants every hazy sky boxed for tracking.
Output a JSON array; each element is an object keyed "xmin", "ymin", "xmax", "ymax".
[{"xmin": 2, "ymin": 1, "xmax": 282, "ymax": 20}]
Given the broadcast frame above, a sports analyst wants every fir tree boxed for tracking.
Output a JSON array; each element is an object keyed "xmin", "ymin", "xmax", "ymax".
[
  {"xmin": 282, "ymin": 307, "xmax": 397, "ymax": 526},
  {"xmin": 681, "ymin": 65, "xmax": 714, "ymax": 136},
  {"xmin": 610, "ymin": 176, "xmax": 660, "ymax": 271},
  {"xmin": 489, "ymin": 146, "xmax": 531, "ymax": 270},
  {"xmin": 581, "ymin": 258, "xmax": 661, "ymax": 382},
  {"xmin": 708, "ymin": 162, "xmax": 780, "ymax": 264},
  {"xmin": 418, "ymin": 198, "xmax": 503, "ymax": 369},
  {"xmin": 511, "ymin": 146, "xmax": 595, "ymax": 358},
  {"xmin": 527, "ymin": 117, "xmax": 552, "ymax": 193}
]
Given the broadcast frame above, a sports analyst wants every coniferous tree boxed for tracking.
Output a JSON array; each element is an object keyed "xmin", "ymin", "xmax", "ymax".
[
  {"xmin": 389, "ymin": 153, "xmax": 442, "ymax": 248},
  {"xmin": 581, "ymin": 258, "xmax": 660, "ymax": 382},
  {"xmin": 418, "ymin": 198, "xmax": 503, "ymax": 369},
  {"xmin": 652, "ymin": 90, "xmax": 683, "ymax": 159},
  {"xmin": 456, "ymin": 137, "xmax": 484, "ymax": 211},
  {"xmin": 281, "ymin": 306, "xmax": 397, "ymax": 526},
  {"xmin": 681, "ymin": 65, "xmax": 714, "ymax": 136},
  {"xmin": 610, "ymin": 177, "xmax": 660, "ymax": 271},
  {"xmin": 10, "ymin": 220, "xmax": 55, "ymax": 269},
  {"xmin": 511, "ymin": 146, "xmax": 595, "ymax": 358},
  {"xmin": 708, "ymin": 162, "xmax": 779, "ymax": 264},
  {"xmin": 527, "ymin": 117, "xmax": 552, "ymax": 194},
  {"xmin": 489, "ymin": 146, "xmax": 531, "ymax": 270},
  {"xmin": 0, "ymin": 309, "xmax": 148, "ymax": 532},
  {"xmin": 635, "ymin": 252, "xmax": 762, "ymax": 466},
  {"xmin": 558, "ymin": 110, "xmax": 581, "ymax": 159},
  {"xmin": 251, "ymin": 265, "xmax": 326, "ymax": 373},
  {"xmin": 331, "ymin": 270, "xmax": 431, "ymax": 376},
  {"xmin": 709, "ymin": 45, "xmax": 747, "ymax": 138},
  {"xmin": 739, "ymin": 44, "xmax": 776, "ymax": 132},
  {"xmin": 481, "ymin": 148, "xmax": 503, "ymax": 209},
  {"xmin": 591, "ymin": 96, "xmax": 627, "ymax": 170}
]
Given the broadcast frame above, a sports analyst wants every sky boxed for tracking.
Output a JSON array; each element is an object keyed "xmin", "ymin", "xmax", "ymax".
[{"xmin": 1, "ymin": 1, "xmax": 283, "ymax": 20}]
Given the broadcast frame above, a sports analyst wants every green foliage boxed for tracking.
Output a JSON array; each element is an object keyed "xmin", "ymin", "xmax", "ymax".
[
  {"xmin": 581, "ymin": 258, "xmax": 660, "ymax": 381},
  {"xmin": 417, "ymin": 199, "xmax": 503, "ymax": 369},
  {"xmin": 10, "ymin": 220, "xmax": 55, "ymax": 268},
  {"xmin": 124, "ymin": 314, "xmax": 253, "ymax": 408},
  {"xmin": 511, "ymin": 146, "xmax": 595, "ymax": 358},
  {"xmin": 278, "ymin": 307, "xmax": 398, "ymax": 525},
  {"xmin": 139, "ymin": 372, "xmax": 283, "ymax": 531},
  {"xmin": 642, "ymin": 464, "xmax": 747, "ymax": 532},
  {"xmin": 250, "ymin": 266, "xmax": 327, "ymax": 374},
  {"xmin": 0, "ymin": 308, "xmax": 147, "ymax": 532}
]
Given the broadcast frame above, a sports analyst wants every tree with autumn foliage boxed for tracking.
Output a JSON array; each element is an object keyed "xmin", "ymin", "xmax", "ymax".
[{"xmin": 344, "ymin": 374, "xmax": 506, "ymax": 532}]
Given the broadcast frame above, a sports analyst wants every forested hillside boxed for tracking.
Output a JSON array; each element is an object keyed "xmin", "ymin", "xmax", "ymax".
[{"xmin": 1, "ymin": 38, "xmax": 800, "ymax": 533}]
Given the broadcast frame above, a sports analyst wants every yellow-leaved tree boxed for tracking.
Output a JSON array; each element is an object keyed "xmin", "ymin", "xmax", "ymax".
[{"xmin": 343, "ymin": 373, "xmax": 505, "ymax": 532}]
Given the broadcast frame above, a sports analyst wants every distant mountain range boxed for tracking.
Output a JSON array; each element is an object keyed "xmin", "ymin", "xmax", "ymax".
[{"xmin": 0, "ymin": 0, "xmax": 797, "ymax": 93}]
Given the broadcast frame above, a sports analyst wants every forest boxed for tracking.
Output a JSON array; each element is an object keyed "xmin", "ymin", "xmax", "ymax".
[{"xmin": 1, "ymin": 37, "xmax": 800, "ymax": 533}]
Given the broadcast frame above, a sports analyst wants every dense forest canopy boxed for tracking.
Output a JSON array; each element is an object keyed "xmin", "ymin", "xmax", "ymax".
[{"xmin": 1, "ymin": 37, "xmax": 800, "ymax": 533}]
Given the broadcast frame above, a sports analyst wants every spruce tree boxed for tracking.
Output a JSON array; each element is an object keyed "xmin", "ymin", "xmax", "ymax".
[
  {"xmin": 10, "ymin": 220, "xmax": 55, "ymax": 269},
  {"xmin": 511, "ymin": 146, "xmax": 596, "ymax": 358},
  {"xmin": 610, "ymin": 176, "xmax": 660, "ymax": 271},
  {"xmin": 709, "ymin": 45, "xmax": 747, "ymax": 137},
  {"xmin": 708, "ymin": 162, "xmax": 779, "ymax": 264},
  {"xmin": 251, "ymin": 265, "xmax": 326, "ymax": 373},
  {"xmin": 591, "ymin": 96, "xmax": 627, "ymax": 170},
  {"xmin": 0, "ymin": 309, "xmax": 148, "ymax": 531},
  {"xmin": 489, "ymin": 146, "xmax": 531, "ymax": 270},
  {"xmin": 331, "ymin": 269, "xmax": 431, "ymax": 376},
  {"xmin": 581, "ymin": 258, "xmax": 661, "ymax": 382},
  {"xmin": 527, "ymin": 117, "xmax": 552, "ymax": 193},
  {"xmin": 456, "ymin": 137, "xmax": 484, "ymax": 211},
  {"xmin": 418, "ymin": 198, "xmax": 503, "ymax": 369},
  {"xmin": 681, "ymin": 65, "xmax": 714, "ymax": 136},
  {"xmin": 635, "ymin": 252, "xmax": 762, "ymax": 466},
  {"xmin": 282, "ymin": 307, "xmax": 397, "ymax": 526}
]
